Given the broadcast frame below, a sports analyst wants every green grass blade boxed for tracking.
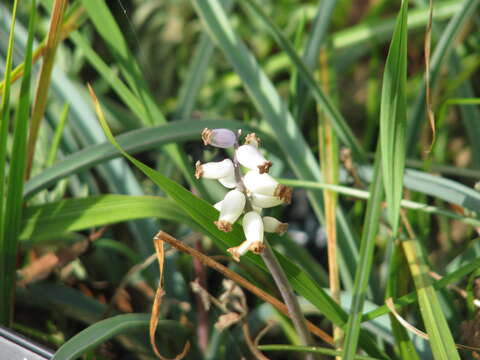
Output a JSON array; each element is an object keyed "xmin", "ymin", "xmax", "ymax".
[
  {"xmin": 52, "ymin": 314, "xmax": 187, "ymax": 360},
  {"xmin": 295, "ymin": 0, "xmax": 338, "ymax": 122},
  {"xmin": 20, "ymin": 195, "xmax": 194, "ymax": 242},
  {"xmin": 405, "ymin": 0, "xmax": 479, "ymax": 154},
  {"xmin": 46, "ymin": 102, "xmax": 69, "ymax": 167},
  {"xmin": 191, "ymin": 0, "xmax": 360, "ymax": 293},
  {"xmin": 379, "ymin": 0, "xmax": 408, "ymax": 236},
  {"xmin": 402, "ymin": 238, "xmax": 460, "ymax": 359},
  {"xmin": 93, "ymin": 87, "xmax": 386, "ymax": 358},
  {"xmin": 24, "ymin": 119, "xmax": 281, "ymax": 198},
  {"xmin": 175, "ymin": 0, "xmax": 235, "ymax": 119},
  {"xmin": 341, "ymin": 150, "xmax": 384, "ymax": 360},
  {"xmin": 279, "ymin": 178, "xmax": 480, "ymax": 227},
  {"xmin": 242, "ymin": 0, "xmax": 365, "ymax": 161},
  {"xmin": 0, "ymin": 0, "xmax": 20, "ymax": 326}
]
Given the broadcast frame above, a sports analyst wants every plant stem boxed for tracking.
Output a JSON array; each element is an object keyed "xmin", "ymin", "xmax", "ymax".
[
  {"xmin": 232, "ymin": 133, "xmax": 317, "ymax": 360},
  {"xmin": 261, "ymin": 242, "xmax": 317, "ymax": 360}
]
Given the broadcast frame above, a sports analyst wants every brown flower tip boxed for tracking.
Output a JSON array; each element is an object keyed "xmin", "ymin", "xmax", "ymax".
[
  {"xmin": 195, "ymin": 161, "xmax": 203, "ymax": 179},
  {"xmin": 249, "ymin": 241, "xmax": 265, "ymax": 254},
  {"xmin": 202, "ymin": 128, "xmax": 212, "ymax": 146},
  {"xmin": 244, "ymin": 133, "xmax": 261, "ymax": 147},
  {"xmin": 257, "ymin": 161, "xmax": 272, "ymax": 174},
  {"xmin": 214, "ymin": 220, "xmax": 232, "ymax": 232},
  {"xmin": 276, "ymin": 223, "xmax": 288, "ymax": 235},
  {"xmin": 274, "ymin": 185, "xmax": 292, "ymax": 204},
  {"xmin": 227, "ymin": 246, "xmax": 241, "ymax": 262}
]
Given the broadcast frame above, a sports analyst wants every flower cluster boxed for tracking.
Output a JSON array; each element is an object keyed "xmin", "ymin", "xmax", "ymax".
[{"xmin": 196, "ymin": 128, "xmax": 291, "ymax": 261}]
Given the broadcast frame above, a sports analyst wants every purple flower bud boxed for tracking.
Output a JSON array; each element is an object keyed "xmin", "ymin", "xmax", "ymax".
[{"xmin": 202, "ymin": 128, "xmax": 236, "ymax": 148}]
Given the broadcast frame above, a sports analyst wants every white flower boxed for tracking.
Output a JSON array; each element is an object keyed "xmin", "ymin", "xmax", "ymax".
[
  {"xmin": 263, "ymin": 216, "xmax": 288, "ymax": 235},
  {"xmin": 236, "ymin": 144, "xmax": 272, "ymax": 174},
  {"xmin": 195, "ymin": 159, "xmax": 234, "ymax": 180},
  {"xmin": 214, "ymin": 189, "xmax": 246, "ymax": 232},
  {"xmin": 213, "ymin": 200, "xmax": 223, "ymax": 211},
  {"xmin": 218, "ymin": 173, "xmax": 237, "ymax": 189},
  {"xmin": 250, "ymin": 192, "xmax": 284, "ymax": 208},
  {"xmin": 242, "ymin": 171, "xmax": 292, "ymax": 203},
  {"xmin": 227, "ymin": 211, "xmax": 264, "ymax": 261},
  {"xmin": 202, "ymin": 128, "xmax": 236, "ymax": 148}
]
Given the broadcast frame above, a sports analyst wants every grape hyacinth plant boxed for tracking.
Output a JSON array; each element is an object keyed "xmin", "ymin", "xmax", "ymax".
[{"xmin": 195, "ymin": 128, "xmax": 291, "ymax": 261}]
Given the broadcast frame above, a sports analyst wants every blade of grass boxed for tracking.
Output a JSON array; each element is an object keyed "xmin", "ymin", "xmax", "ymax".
[
  {"xmin": 379, "ymin": 0, "xmax": 408, "ymax": 236},
  {"xmin": 241, "ymin": 0, "xmax": 365, "ymax": 161},
  {"xmin": 295, "ymin": 0, "xmax": 338, "ymax": 123},
  {"xmin": 20, "ymin": 195, "xmax": 195, "ymax": 242},
  {"xmin": 1, "ymin": 0, "xmax": 36, "ymax": 324},
  {"xmin": 24, "ymin": 119, "xmax": 280, "ymax": 198},
  {"xmin": 52, "ymin": 314, "xmax": 187, "ymax": 360},
  {"xmin": 341, "ymin": 149, "xmax": 384, "ymax": 360},
  {"xmin": 26, "ymin": 0, "xmax": 67, "ymax": 179},
  {"xmin": 258, "ymin": 345, "xmax": 381, "ymax": 360},
  {"xmin": 46, "ymin": 102, "xmax": 69, "ymax": 167},
  {"xmin": 279, "ymin": 178, "xmax": 480, "ymax": 228},
  {"xmin": 317, "ymin": 51, "xmax": 342, "ymax": 351},
  {"xmin": 402, "ymin": 236, "xmax": 460, "ymax": 359},
  {"xmin": 0, "ymin": 0, "xmax": 20, "ymax": 326}
]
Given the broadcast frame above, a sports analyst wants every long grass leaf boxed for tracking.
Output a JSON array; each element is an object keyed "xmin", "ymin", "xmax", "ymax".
[
  {"xmin": 52, "ymin": 314, "xmax": 187, "ymax": 360},
  {"xmin": 379, "ymin": 0, "xmax": 408, "ymax": 236},
  {"xmin": 402, "ymin": 238, "xmax": 460, "ymax": 359},
  {"xmin": 0, "ymin": 0, "xmax": 19, "ymax": 326},
  {"xmin": 341, "ymin": 150, "xmax": 384, "ymax": 360},
  {"xmin": 20, "ymin": 195, "xmax": 194, "ymax": 242},
  {"xmin": 242, "ymin": 0, "xmax": 365, "ymax": 161},
  {"xmin": 26, "ymin": 0, "xmax": 67, "ymax": 179}
]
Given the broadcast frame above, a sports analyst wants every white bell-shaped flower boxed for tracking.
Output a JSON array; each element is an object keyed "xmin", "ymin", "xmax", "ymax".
[
  {"xmin": 263, "ymin": 216, "xmax": 288, "ymax": 235},
  {"xmin": 243, "ymin": 171, "xmax": 292, "ymax": 204},
  {"xmin": 213, "ymin": 200, "xmax": 223, "ymax": 212},
  {"xmin": 195, "ymin": 159, "xmax": 234, "ymax": 180},
  {"xmin": 227, "ymin": 211, "xmax": 264, "ymax": 261},
  {"xmin": 214, "ymin": 189, "xmax": 246, "ymax": 232},
  {"xmin": 236, "ymin": 144, "xmax": 272, "ymax": 174},
  {"xmin": 250, "ymin": 192, "xmax": 284, "ymax": 208},
  {"xmin": 218, "ymin": 173, "xmax": 237, "ymax": 189}
]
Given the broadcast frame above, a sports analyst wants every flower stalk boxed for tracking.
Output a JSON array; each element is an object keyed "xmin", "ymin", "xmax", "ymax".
[{"xmin": 196, "ymin": 128, "xmax": 315, "ymax": 359}]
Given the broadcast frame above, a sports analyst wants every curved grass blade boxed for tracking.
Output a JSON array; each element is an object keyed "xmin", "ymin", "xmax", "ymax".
[
  {"xmin": 52, "ymin": 314, "xmax": 187, "ymax": 360},
  {"xmin": 20, "ymin": 195, "xmax": 195, "ymax": 242},
  {"xmin": 24, "ymin": 119, "xmax": 280, "ymax": 198},
  {"xmin": 91, "ymin": 85, "xmax": 386, "ymax": 358},
  {"xmin": 379, "ymin": 0, "xmax": 408, "ymax": 236},
  {"xmin": 241, "ymin": 0, "xmax": 365, "ymax": 161}
]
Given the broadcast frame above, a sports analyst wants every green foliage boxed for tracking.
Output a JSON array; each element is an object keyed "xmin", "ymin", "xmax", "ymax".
[{"xmin": 0, "ymin": 0, "xmax": 479, "ymax": 358}]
